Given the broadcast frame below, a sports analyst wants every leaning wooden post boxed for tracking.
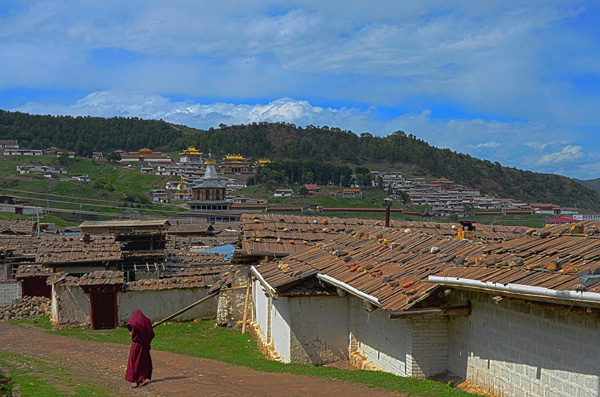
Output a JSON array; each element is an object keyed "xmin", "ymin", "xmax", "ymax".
[
  {"xmin": 153, "ymin": 292, "xmax": 219, "ymax": 328},
  {"xmin": 241, "ymin": 275, "xmax": 251, "ymax": 334}
]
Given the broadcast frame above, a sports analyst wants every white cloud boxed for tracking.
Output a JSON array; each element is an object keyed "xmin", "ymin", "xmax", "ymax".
[
  {"xmin": 476, "ymin": 141, "xmax": 500, "ymax": 148},
  {"xmin": 17, "ymin": 90, "xmax": 598, "ymax": 178},
  {"xmin": 536, "ymin": 145, "xmax": 584, "ymax": 166}
]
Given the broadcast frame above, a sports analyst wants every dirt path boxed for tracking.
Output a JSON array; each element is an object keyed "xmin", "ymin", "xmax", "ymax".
[{"xmin": 0, "ymin": 322, "xmax": 398, "ymax": 396}]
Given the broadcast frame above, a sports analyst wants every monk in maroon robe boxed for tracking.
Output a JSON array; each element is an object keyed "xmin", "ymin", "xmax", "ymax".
[{"xmin": 125, "ymin": 309, "xmax": 155, "ymax": 388}]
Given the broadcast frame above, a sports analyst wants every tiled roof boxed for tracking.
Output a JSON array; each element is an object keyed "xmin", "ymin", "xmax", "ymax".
[
  {"xmin": 254, "ymin": 219, "xmax": 600, "ymax": 313},
  {"xmin": 79, "ymin": 219, "xmax": 170, "ymax": 228},
  {"xmin": 50, "ymin": 270, "xmax": 124, "ymax": 286},
  {"xmin": 15, "ymin": 264, "xmax": 54, "ymax": 278},
  {"xmin": 0, "ymin": 235, "xmax": 42, "ymax": 255},
  {"xmin": 36, "ymin": 235, "xmax": 123, "ymax": 264},
  {"xmin": 126, "ymin": 274, "xmax": 217, "ymax": 291},
  {"xmin": 0, "ymin": 220, "xmax": 35, "ymax": 235},
  {"xmin": 240, "ymin": 214, "xmax": 519, "ymax": 257}
]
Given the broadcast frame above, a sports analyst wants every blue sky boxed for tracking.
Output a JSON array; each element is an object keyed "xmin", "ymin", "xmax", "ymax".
[{"xmin": 1, "ymin": 1, "xmax": 599, "ymax": 179}]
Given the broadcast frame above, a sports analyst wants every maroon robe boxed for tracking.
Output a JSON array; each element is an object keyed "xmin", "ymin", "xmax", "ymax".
[{"xmin": 125, "ymin": 309, "xmax": 155, "ymax": 383}]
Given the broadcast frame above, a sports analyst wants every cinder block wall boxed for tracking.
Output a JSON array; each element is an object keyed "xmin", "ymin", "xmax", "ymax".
[
  {"xmin": 449, "ymin": 291, "xmax": 600, "ymax": 397},
  {"xmin": 349, "ymin": 297, "xmax": 413, "ymax": 377},
  {"xmin": 411, "ymin": 316, "xmax": 449, "ymax": 378},
  {"xmin": 0, "ymin": 279, "xmax": 21, "ymax": 305}
]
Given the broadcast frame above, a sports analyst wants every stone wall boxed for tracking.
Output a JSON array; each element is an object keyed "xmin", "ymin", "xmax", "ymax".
[
  {"xmin": 0, "ymin": 279, "xmax": 21, "ymax": 305},
  {"xmin": 216, "ymin": 266, "xmax": 252, "ymax": 326},
  {"xmin": 51, "ymin": 284, "xmax": 90, "ymax": 325},
  {"xmin": 448, "ymin": 291, "xmax": 600, "ymax": 397}
]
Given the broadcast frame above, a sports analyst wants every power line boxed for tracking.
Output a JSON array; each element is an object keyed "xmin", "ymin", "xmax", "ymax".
[
  {"xmin": 0, "ymin": 187, "xmax": 182, "ymax": 210},
  {"xmin": 0, "ymin": 188, "xmax": 185, "ymax": 215},
  {"xmin": 3, "ymin": 193, "xmax": 181, "ymax": 214}
]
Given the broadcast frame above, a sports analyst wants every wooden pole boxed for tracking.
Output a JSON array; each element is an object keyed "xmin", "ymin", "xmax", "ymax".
[
  {"xmin": 241, "ymin": 275, "xmax": 251, "ymax": 334},
  {"xmin": 152, "ymin": 292, "xmax": 219, "ymax": 328}
]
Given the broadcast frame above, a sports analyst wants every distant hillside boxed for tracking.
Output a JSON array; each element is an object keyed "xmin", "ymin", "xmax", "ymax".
[
  {"xmin": 1, "ymin": 110, "xmax": 599, "ymax": 210},
  {"xmin": 577, "ymin": 178, "xmax": 600, "ymax": 194},
  {"xmin": 185, "ymin": 123, "xmax": 600, "ymax": 210},
  {"xmin": 0, "ymin": 110, "xmax": 187, "ymax": 155}
]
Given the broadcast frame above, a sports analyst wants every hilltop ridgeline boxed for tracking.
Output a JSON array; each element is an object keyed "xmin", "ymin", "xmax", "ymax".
[{"xmin": 0, "ymin": 110, "xmax": 598, "ymax": 210}]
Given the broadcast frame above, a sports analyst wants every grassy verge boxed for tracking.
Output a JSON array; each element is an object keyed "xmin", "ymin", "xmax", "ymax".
[
  {"xmin": 0, "ymin": 352, "xmax": 116, "ymax": 396},
  {"xmin": 35, "ymin": 319, "xmax": 475, "ymax": 396}
]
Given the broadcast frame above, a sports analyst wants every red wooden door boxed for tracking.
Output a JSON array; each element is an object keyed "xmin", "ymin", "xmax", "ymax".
[{"xmin": 91, "ymin": 292, "xmax": 116, "ymax": 330}]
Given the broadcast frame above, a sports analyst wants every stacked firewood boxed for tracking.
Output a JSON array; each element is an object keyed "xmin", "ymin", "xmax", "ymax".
[{"xmin": 0, "ymin": 296, "xmax": 51, "ymax": 321}]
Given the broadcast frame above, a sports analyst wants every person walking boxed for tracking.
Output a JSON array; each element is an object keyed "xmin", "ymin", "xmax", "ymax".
[{"xmin": 125, "ymin": 309, "xmax": 155, "ymax": 388}]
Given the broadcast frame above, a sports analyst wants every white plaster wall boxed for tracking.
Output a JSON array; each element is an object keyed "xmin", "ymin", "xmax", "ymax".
[
  {"xmin": 253, "ymin": 279, "xmax": 271, "ymax": 344},
  {"xmin": 271, "ymin": 297, "xmax": 291, "ymax": 362},
  {"xmin": 350, "ymin": 296, "xmax": 413, "ymax": 377},
  {"xmin": 118, "ymin": 288, "xmax": 217, "ymax": 325},
  {"xmin": 288, "ymin": 295, "xmax": 349, "ymax": 365},
  {"xmin": 448, "ymin": 292, "xmax": 600, "ymax": 397},
  {"xmin": 52, "ymin": 284, "xmax": 90, "ymax": 325},
  {"xmin": 0, "ymin": 279, "xmax": 21, "ymax": 305}
]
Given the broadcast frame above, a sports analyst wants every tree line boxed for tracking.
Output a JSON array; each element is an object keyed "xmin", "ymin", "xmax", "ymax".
[{"xmin": 1, "ymin": 110, "xmax": 598, "ymax": 209}]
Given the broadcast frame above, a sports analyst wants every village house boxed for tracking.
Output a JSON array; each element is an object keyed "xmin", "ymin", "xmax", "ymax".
[
  {"xmin": 304, "ymin": 184, "xmax": 322, "ymax": 196},
  {"xmin": 17, "ymin": 165, "xmax": 66, "ymax": 175},
  {"xmin": 274, "ymin": 189, "xmax": 294, "ymax": 197},
  {"xmin": 0, "ymin": 139, "xmax": 19, "ymax": 149},
  {"xmin": 56, "ymin": 151, "xmax": 75, "ymax": 158},
  {"xmin": 244, "ymin": 214, "xmax": 600, "ymax": 397},
  {"xmin": 4, "ymin": 148, "xmax": 43, "ymax": 156},
  {"xmin": 71, "ymin": 174, "xmax": 91, "ymax": 182},
  {"xmin": 342, "ymin": 189, "xmax": 362, "ymax": 199}
]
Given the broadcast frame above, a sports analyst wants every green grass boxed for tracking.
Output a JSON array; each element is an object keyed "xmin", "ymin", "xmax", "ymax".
[
  {"xmin": 40, "ymin": 319, "xmax": 475, "ymax": 396},
  {"xmin": 0, "ymin": 156, "xmax": 186, "ymax": 221},
  {"xmin": 0, "ymin": 352, "xmax": 116, "ymax": 396}
]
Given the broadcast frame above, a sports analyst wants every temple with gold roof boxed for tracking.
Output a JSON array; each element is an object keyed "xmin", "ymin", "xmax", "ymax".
[
  {"xmin": 221, "ymin": 154, "xmax": 249, "ymax": 174},
  {"xmin": 179, "ymin": 147, "xmax": 204, "ymax": 163}
]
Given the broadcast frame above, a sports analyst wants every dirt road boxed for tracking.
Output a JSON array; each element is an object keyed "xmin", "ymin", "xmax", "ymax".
[{"xmin": 0, "ymin": 322, "xmax": 398, "ymax": 396}]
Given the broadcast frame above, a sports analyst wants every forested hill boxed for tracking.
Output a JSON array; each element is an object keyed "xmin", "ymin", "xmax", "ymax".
[{"xmin": 1, "ymin": 110, "xmax": 599, "ymax": 210}]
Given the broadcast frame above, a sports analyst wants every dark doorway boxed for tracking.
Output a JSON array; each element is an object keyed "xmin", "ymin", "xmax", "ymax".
[
  {"xmin": 91, "ymin": 292, "xmax": 116, "ymax": 329},
  {"xmin": 22, "ymin": 277, "xmax": 51, "ymax": 298}
]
